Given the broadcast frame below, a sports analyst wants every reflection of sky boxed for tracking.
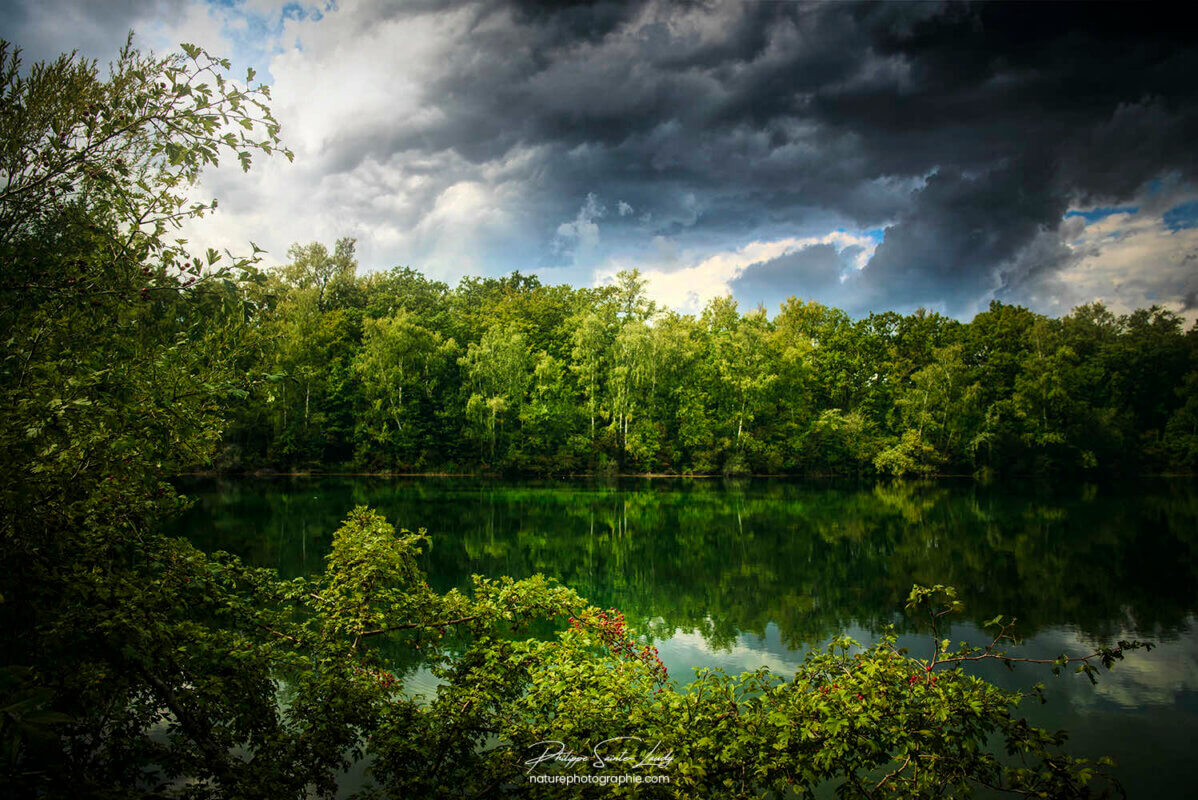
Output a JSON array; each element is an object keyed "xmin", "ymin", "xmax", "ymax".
[
  {"xmin": 656, "ymin": 621, "xmax": 884, "ymax": 681},
  {"xmin": 171, "ymin": 477, "xmax": 1198, "ymax": 795},
  {"xmin": 657, "ymin": 623, "xmax": 807, "ymax": 680},
  {"xmin": 388, "ymin": 617, "xmax": 1198, "ymax": 797},
  {"xmin": 656, "ymin": 616, "xmax": 1198, "ymax": 709},
  {"xmin": 1017, "ymin": 618, "xmax": 1198, "ymax": 711},
  {"xmin": 651, "ymin": 615, "xmax": 1198, "ymax": 797}
]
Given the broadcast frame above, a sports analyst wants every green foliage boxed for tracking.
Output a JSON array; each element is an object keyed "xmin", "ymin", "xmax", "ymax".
[
  {"xmin": 353, "ymin": 311, "xmax": 455, "ymax": 466},
  {"xmin": 461, "ymin": 323, "xmax": 534, "ymax": 463},
  {"xmin": 209, "ymin": 264, "xmax": 1197, "ymax": 476},
  {"xmin": 0, "ymin": 36, "xmax": 289, "ymax": 267},
  {"xmin": 0, "ymin": 31, "xmax": 1180, "ymax": 800},
  {"xmin": 0, "ymin": 34, "xmax": 291, "ymax": 796},
  {"xmin": 874, "ymin": 429, "xmax": 942, "ymax": 477}
]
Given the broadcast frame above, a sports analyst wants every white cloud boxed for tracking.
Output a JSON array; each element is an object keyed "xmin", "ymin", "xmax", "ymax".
[
  {"xmin": 657, "ymin": 626, "xmax": 805, "ymax": 677},
  {"xmin": 595, "ymin": 230, "xmax": 880, "ymax": 314},
  {"xmin": 1024, "ymin": 621, "xmax": 1198, "ymax": 711},
  {"xmin": 169, "ymin": 2, "xmax": 549, "ymax": 278},
  {"xmin": 411, "ymin": 179, "xmax": 523, "ymax": 276},
  {"xmin": 1010, "ymin": 199, "xmax": 1198, "ymax": 323},
  {"xmin": 139, "ymin": 2, "xmax": 230, "ymax": 57}
]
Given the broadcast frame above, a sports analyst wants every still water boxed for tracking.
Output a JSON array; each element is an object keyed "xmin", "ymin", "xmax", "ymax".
[{"xmin": 169, "ymin": 477, "xmax": 1198, "ymax": 796}]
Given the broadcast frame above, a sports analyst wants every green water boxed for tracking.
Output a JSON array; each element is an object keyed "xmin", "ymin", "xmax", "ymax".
[{"xmin": 170, "ymin": 477, "xmax": 1198, "ymax": 797}]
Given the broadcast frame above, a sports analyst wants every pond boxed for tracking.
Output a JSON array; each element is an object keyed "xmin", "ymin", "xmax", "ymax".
[{"xmin": 169, "ymin": 476, "xmax": 1198, "ymax": 797}]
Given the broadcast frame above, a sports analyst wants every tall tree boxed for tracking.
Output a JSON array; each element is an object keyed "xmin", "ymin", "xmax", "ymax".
[
  {"xmin": 704, "ymin": 297, "xmax": 777, "ymax": 469},
  {"xmin": 280, "ymin": 237, "xmax": 357, "ymax": 310},
  {"xmin": 353, "ymin": 311, "xmax": 455, "ymax": 466},
  {"xmin": 569, "ymin": 310, "xmax": 610, "ymax": 452},
  {"xmin": 460, "ymin": 322, "xmax": 532, "ymax": 463},
  {"xmin": 0, "ymin": 37, "xmax": 293, "ymax": 795}
]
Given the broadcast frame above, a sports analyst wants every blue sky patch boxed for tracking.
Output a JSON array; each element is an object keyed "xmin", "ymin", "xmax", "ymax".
[
  {"xmin": 1064, "ymin": 205, "xmax": 1138, "ymax": 223},
  {"xmin": 1163, "ymin": 201, "xmax": 1198, "ymax": 232}
]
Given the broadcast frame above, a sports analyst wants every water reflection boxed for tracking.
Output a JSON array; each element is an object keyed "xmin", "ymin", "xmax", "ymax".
[
  {"xmin": 170, "ymin": 477, "xmax": 1198, "ymax": 796},
  {"xmin": 173, "ymin": 477, "xmax": 1198, "ymax": 644}
]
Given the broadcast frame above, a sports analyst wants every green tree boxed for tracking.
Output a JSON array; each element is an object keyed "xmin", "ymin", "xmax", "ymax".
[
  {"xmin": 1165, "ymin": 368, "xmax": 1198, "ymax": 470},
  {"xmin": 801, "ymin": 408, "xmax": 879, "ymax": 475},
  {"xmin": 613, "ymin": 267, "xmax": 655, "ymax": 322},
  {"xmin": 0, "ymin": 34, "xmax": 1164, "ymax": 800},
  {"xmin": 460, "ymin": 322, "xmax": 533, "ymax": 463},
  {"xmin": 1, "ymin": 36, "xmax": 291, "ymax": 795},
  {"xmin": 704, "ymin": 297, "xmax": 778, "ymax": 471},
  {"xmin": 892, "ymin": 343, "xmax": 981, "ymax": 468},
  {"xmin": 569, "ymin": 310, "xmax": 610, "ymax": 451},
  {"xmin": 608, "ymin": 319, "xmax": 657, "ymax": 468},
  {"xmin": 517, "ymin": 352, "xmax": 582, "ymax": 471},
  {"xmin": 280, "ymin": 237, "xmax": 357, "ymax": 310},
  {"xmin": 362, "ymin": 265, "xmax": 451, "ymax": 323},
  {"xmin": 263, "ymin": 287, "xmax": 357, "ymax": 464},
  {"xmin": 353, "ymin": 311, "xmax": 455, "ymax": 466}
]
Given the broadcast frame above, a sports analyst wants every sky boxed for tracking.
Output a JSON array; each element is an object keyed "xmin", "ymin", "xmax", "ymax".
[{"xmin": 3, "ymin": 0, "xmax": 1197, "ymax": 320}]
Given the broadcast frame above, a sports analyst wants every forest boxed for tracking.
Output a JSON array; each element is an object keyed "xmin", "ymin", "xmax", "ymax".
[
  {"xmin": 218, "ymin": 238, "xmax": 1198, "ymax": 477},
  {"xmin": 0, "ymin": 36, "xmax": 1170, "ymax": 799}
]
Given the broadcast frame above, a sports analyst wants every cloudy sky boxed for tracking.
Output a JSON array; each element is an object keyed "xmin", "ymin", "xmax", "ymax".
[{"xmin": 4, "ymin": 0, "xmax": 1197, "ymax": 319}]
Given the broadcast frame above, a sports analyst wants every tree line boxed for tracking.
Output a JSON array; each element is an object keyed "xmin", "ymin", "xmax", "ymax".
[
  {"xmin": 222, "ymin": 241, "xmax": 1198, "ymax": 477},
  {"xmin": 0, "ymin": 37, "xmax": 1162, "ymax": 797}
]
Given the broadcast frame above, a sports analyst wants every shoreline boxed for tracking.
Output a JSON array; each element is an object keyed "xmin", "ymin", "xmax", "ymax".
[{"xmin": 172, "ymin": 470, "xmax": 1194, "ymax": 479}]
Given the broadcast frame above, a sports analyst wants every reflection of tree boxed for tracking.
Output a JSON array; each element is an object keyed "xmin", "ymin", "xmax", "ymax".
[{"xmin": 173, "ymin": 478, "xmax": 1198, "ymax": 651}]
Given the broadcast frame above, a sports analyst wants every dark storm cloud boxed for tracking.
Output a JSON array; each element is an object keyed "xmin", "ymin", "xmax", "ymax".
[
  {"xmin": 853, "ymin": 161, "xmax": 1065, "ymax": 312},
  {"xmin": 730, "ymin": 243, "xmax": 845, "ymax": 312},
  {"xmin": 4, "ymin": 0, "xmax": 1196, "ymax": 314},
  {"xmin": 309, "ymin": 0, "xmax": 1198, "ymax": 313},
  {"xmin": 810, "ymin": 1, "xmax": 1198, "ymax": 312},
  {"xmin": 0, "ymin": 0, "xmax": 189, "ymax": 64}
]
